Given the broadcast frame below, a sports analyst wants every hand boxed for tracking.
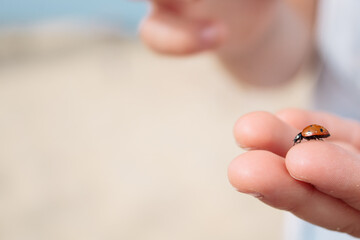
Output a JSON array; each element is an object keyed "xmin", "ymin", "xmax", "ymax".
[
  {"xmin": 228, "ymin": 109, "xmax": 360, "ymax": 237},
  {"xmin": 139, "ymin": 0, "xmax": 280, "ymax": 55},
  {"xmin": 140, "ymin": 0, "xmax": 316, "ymax": 85}
]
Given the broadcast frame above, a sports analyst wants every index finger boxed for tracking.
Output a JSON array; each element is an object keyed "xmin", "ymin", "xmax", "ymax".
[
  {"xmin": 234, "ymin": 111, "xmax": 299, "ymax": 157},
  {"xmin": 277, "ymin": 108, "xmax": 360, "ymax": 150}
]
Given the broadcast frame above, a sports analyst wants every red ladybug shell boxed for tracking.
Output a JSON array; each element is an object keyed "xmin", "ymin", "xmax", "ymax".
[
  {"xmin": 301, "ymin": 124, "xmax": 330, "ymax": 137},
  {"xmin": 293, "ymin": 124, "xmax": 331, "ymax": 145}
]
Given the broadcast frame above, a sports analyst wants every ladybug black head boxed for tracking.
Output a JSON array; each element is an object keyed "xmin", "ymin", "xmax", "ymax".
[{"xmin": 293, "ymin": 133, "xmax": 303, "ymax": 145}]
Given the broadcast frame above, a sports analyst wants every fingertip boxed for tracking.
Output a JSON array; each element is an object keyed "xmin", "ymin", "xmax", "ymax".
[
  {"xmin": 233, "ymin": 111, "xmax": 295, "ymax": 156},
  {"xmin": 227, "ymin": 152, "xmax": 251, "ymax": 192},
  {"xmin": 227, "ymin": 151, "xmax": 260, "ymax": 193},
  {"xmin": 227, "ymin": 150, "xmax": 284, "ymax": 194},
  {"xmin": 285, "ymin": 142, "xmax": 348, "ymax": 184},
  {"xmin": 285, "ymin": 143, "xmax": 313, "ymax": 182},
  {"xmin": 233, "ymin": 111, "xmax": 274, "ymax": 148}
]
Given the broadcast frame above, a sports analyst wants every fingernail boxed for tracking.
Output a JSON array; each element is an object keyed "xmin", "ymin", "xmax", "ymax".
[
  {"xmin": 289, "ymin": 172, "xmax": 308, "ymax": 182},
  {"xmin": 248, "ymin": 192, "xmax": 264, "ymax": 199},
  {"xmin": 236, "ymin": 142, "xmax": 254, "ymax": 151},
  {"xmin": 238, "ymin": 144, "xmax": 253, "ymax": 151}
]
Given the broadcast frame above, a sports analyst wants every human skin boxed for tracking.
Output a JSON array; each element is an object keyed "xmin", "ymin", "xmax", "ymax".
[
  {"xmin": 228, "ymin": 109, "xmax": 360, "ymax": 237},
  {"xmin": 140, "ymin": 0, "xmax": 317, "ymax": 85},
  {"xmin": 140, "ymin": 0, "xmax": 360, "ymax": 236}
]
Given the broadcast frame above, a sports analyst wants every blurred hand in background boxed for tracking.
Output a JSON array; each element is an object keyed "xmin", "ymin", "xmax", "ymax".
[{"xmin": 140, "ymin": 0, "xmax": 316, "ymax": 85}]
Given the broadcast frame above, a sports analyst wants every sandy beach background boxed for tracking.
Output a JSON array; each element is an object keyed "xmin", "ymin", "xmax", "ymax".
[{"xmin": 0, "ymin": 17, "xmax": 314, "ymax": 240}]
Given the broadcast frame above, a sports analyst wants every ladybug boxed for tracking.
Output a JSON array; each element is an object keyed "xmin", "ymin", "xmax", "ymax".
[{"xmin": 293, "ymin": 124, "xmax": 330, "ymax": 145}]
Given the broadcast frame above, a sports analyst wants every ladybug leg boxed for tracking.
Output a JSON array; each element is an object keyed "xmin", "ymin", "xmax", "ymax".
[
  {"xmin": 314, "ymin": 136, "xmax": 323, "ymax": 141},
  {"xmin": 316, "ymin": 136, "xmax": 324, "ymax": 141}
]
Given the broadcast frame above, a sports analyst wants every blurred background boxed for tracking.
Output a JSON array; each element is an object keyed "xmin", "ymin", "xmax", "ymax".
[{"xmin": 0, "ymin": 1, "xmax": 314, "ymax": 239}]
